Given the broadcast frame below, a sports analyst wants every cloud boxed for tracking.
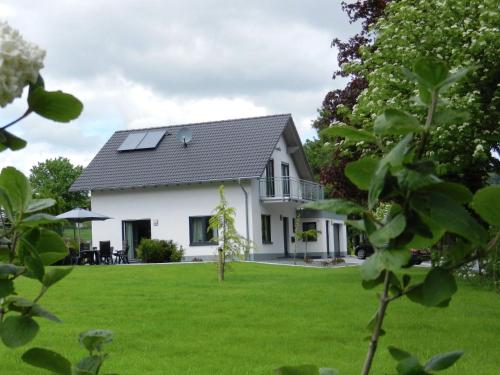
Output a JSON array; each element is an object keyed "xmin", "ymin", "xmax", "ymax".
[{"xmin": 1, "ymin": 0, "xmax": 357, "ymax": 173}]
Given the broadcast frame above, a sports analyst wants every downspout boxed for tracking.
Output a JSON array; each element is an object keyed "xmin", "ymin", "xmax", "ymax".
[{"xmin": 238, "ymin": 179, "xmax": 251, "ymax": 260}]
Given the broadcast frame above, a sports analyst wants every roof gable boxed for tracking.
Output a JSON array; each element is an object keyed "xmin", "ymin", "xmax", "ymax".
[{"xmin": 70, "ymin": 114, "xmax": 312, "ymax": 191}]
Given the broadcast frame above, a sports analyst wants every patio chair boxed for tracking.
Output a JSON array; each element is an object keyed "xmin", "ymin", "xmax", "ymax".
[
  {"xmin": 79, "ymin": 242, "xmax": 94, "ymax": 264},
  {"xmin": 69, "ymin": 247, "xmax": 80, "ymax": 265},
  {"xmin": 113, "ymin": 241, "xmax": 129, "ymax": 264},
  {"xmin": 99, "ymin": 241, "xmax": 113, "ymax": 264}
]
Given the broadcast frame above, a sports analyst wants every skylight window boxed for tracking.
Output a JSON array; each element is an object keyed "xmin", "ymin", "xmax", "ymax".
[{"xmin": 118, "ymin": 130, "xmax": 166, "ymax": 151}]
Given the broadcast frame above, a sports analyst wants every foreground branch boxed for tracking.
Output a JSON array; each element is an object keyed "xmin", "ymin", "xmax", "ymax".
[{"xmin": 361, "ymin": 270, "xmax": 391, "ymax": 375}]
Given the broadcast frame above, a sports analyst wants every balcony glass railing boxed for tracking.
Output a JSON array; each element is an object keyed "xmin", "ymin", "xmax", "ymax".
[{"xmin": 258, "ymin": 177, "xmax": 324, "ymax": 202}]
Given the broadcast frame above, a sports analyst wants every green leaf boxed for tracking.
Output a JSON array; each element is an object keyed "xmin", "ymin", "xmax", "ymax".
[
  {"xmin": 28, "ymin": 88, "xmax": 83, "ymax": 123},
  {"xmin": 20, "ymin": 228, "xmax": 68, "ymax": 266},
  {"xmin": 360, "ymin": 253, "xmax": 383, "ymax": 281},
  {"xmin": 22, "ymin": 348, "xmax": 72, "ymax": 375},
  {"xmin": 0, "ymin": 263, "xmax": 25, "ymax": 279},
  {"xmin": 397, "ymin": 169, "xmax": 441, "ymax": 192},
  {"xmin": 374, "ymin": 109, "xmax": 421, "ymax": 136},
  {"xmin": 0, "ymin": 129, "xmax": 27, "ymax": 151},
  {"xmin": 320, "ymin": 125, "xmax": 378, "ymax": 145},
  {"xmin": 361, "ymin": 250, "xmax": 411, "ymax": 281},
  {"xmin": 368, "ymin": 134, "xmax": 413, "ymax": 209},
  {"xmin": 407, "ymin": 268, "xmax": 457, "ymax": 307},
  {"xmin": 4, "ymin": 295, "xmax": 35, "ymax": 309},
  {"xmin": 396, "ymin": 356, "xmax": 427, "ymax": 375},
  {"xmin": 0, "ymin": 167, "xmax": 32, "ymax": 220},
  {"xmin": 43, "ymin": 267, "xmax": 73, "ymax": 288},
  {"xmin": 29, "ymin": 303, "xmax": 62, "ymax": 323},
  {"xmin": 471, "ymin": 186, "xmax": 500, "ymax": 226},
  {"xmin": 304, "ymin": 199, "xmax": 365, "ymax": 215},
  {"xmin": 420, "ymin": 182, "xmax": 472, "ymax": 204},
  {"xmin": 433, "ymin": 109, "xmax": 469, "ymax": 125},
  {"xmin": 368, "ymin": 213, "xmax": 406, "ymax": 247},
  {"xmin": 0, "ymin": 278, "xmax": 14, "ymax": 298},
  {"xmin": 26, "ymin": 198, "xmax": 56, "ymax": 213},
  {"xmin": 368, "ymin": 163, "xmax": 389, "ymax": 210},
  {"xmin": 75, "ymin": 355, "xmax": 106, "ymax": 374},
  {"xmin": 411, "ymin": 191, "xmax": 487, "ymax": 244},
  {"xmin": 388, "ymin": 346, "xmax": 412, "ymax": 361},
  {"xmin": 424, "ymin": 350, "xmax": 464, "ymax": 371},
  {"xmin": 21, "ymin": 213, "xmax": 63, "ymax": 227},
  {"xmin": 346, "ymin": 219, "xmax": 365, "ymax": 232},
  {"xmin": 413, "ymin": 57, "xmax": 449, "ymax": 89},
  {"xmin": 440, "ymin": 67, "xmax": 473, "ymax": 90},
  {"xmin": 24, "ymin": 255, "xmax": 45, "ymax": 281},
  {"xmin": 275, "ymin": 365, "xmax": 320, "ymax": 375},
  {"xmin": 79, "ymin": 329, "xmax": 114, "ymax": 353},
  {"xmin": 384, "ymin": 133, "xmax": 414, "ymax": 170},
  {"xmin": 345, "ymin": 157, "xmax": 378, "ymax": 191},
  {"xmin": 0, "ymin": 315, "xmax": 40, "ymax": 348}
]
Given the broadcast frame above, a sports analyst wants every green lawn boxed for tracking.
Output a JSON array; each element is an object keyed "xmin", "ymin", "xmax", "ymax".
[{"xmin": 1, "ymin": 263, "xmax": 499, "ymax": 374}]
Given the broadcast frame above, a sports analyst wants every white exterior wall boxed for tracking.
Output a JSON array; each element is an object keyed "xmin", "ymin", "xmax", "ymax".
[
  {"xmin": 89, "ymin": 135, "xmax": 347, "ymax": 260},
  {"xmin": 90, "ymin": 181, "xmax": 252, "ymax": 259},
  {"xmin": 260, "ymin": 135, "xmax": 300, "ymax": 180}
]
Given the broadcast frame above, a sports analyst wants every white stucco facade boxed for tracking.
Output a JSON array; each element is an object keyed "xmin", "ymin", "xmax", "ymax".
[{"xmin": 90, "ymin": 135, "xmax": 348, "ymax": 260}]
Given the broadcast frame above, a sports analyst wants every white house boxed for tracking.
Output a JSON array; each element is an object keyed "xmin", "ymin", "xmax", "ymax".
[{"xmin": 70, "ymin": 114, "xmax": 348, "ymax": 261}]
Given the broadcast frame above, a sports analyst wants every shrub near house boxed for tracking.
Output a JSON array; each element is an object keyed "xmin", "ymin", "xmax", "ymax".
[{"xmin": 137, "ymin": 239, "xmax": 184, "ymax": 263}]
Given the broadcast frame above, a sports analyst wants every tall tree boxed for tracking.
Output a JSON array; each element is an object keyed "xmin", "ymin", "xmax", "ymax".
[
  {"xmin": 208, "ymin": 185, "xmax": 246, "ymax": 282},
  {"xmin": 29, "ymin": 157, "xmax": 89, "ymax": 213}
]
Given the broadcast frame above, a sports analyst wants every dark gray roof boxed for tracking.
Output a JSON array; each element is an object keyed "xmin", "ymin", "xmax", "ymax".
[{"xmin": 70, "ymin": 114, "xmax": 314, "ymax": 192}]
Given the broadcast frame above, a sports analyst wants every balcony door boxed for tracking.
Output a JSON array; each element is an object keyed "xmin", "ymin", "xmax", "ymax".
[
  {"xmin": 281, "ymin": 162, "xmax": 290, "ymax": 197},
  {"xmin": 122, "ymin": 219, "xmax": 151, "ymax": 260},
  {"xmin": 265, "ymin": 159, "xmax": 275, "ymax": 197}
]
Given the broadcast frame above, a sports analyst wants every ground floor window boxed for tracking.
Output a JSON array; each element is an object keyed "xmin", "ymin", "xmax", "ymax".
[
  {"xmin": 302, "ymin": 221, "xmax": 318, "ymax": 241},
  {"xmin": 261, "ymin": 215, "xmax": 272, "ymax": 244},
  {"xmin": 189, "ymin": 216, "xmax": 217, "ymax": 245}
]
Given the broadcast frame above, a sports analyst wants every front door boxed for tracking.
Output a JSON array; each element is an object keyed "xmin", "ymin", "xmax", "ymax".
[
  {"xmin": 333, "ymin": 223, "xmax": 341, "ymax": 258},
  {"xmin": 283, "ymin": 217, "xmax": 289, "ymax": 257},
  {"xmin": 122, "ymin": 219, "xmax": 151, "ymax": 260},
  {"xmin": 326, "ymin": 220, "xmax": 330, "ymax": 257}
]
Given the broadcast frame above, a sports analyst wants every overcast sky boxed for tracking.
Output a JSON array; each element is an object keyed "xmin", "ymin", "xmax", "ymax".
[{"xmin": 1, "ymin": 1, "xmax": 357, "ymax": 174}]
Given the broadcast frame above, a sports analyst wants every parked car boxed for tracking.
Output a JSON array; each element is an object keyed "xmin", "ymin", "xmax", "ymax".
[
  {"xmin": 354, "ymin": 244, "xmax": 374, "ymax": 259},
  {"xmin": 410, "ymin": 248, "xmax": 431, "ymax": 265}
]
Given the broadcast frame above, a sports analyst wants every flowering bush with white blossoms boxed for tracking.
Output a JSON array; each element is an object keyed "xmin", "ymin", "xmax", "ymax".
[
  {"xmin": 0, "ymin": 21, "xmax": 45, "ymax": 107},
  {"xmin": 339, "ymin": 0, "xmax": 500, "ymax": 191}
]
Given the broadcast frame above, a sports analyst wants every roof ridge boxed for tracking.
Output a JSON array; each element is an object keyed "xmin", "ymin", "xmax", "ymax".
[{"xmin": 115, "ymin": 113, "xmax": 292, "ymax": 133}]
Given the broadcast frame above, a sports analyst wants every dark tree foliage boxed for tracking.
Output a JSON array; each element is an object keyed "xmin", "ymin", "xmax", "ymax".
[
  {"xmin": 306, "ymin": 1, "xmax": 390, "ymax": 200},
  {"xmin": 313, "ymin": 0, "xmax": 390, "ymax": 131}
]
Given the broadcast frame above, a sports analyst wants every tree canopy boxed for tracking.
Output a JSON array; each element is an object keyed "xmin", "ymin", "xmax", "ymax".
[
  {"xmin": 309, "ymin": 0, "xmax": 499, "ymax": 199},
  {"xmin": 29, "ymin": 157, "xmax": 88, "ymax": 213}
]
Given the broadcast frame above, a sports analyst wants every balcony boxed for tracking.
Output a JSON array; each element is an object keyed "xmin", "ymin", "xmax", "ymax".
[{"xmin": 258, "ymin": 177, "xmax": 324, "ymax": 202}]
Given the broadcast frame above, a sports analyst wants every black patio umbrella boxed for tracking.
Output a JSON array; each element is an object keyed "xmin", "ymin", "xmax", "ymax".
[{"xmin": 56, "ymin": 208, "xmax": 111, "ymax": 249}]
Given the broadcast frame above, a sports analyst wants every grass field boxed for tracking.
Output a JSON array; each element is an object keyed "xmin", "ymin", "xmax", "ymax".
[{"xmin": 1, "ymin": 263, "xmax": 499, "ymax": 374}]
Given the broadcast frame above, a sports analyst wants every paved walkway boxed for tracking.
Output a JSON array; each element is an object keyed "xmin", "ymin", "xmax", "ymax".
[{"xmin": 250, "ymin": 255, "xmax": 431, "ymax": 269}]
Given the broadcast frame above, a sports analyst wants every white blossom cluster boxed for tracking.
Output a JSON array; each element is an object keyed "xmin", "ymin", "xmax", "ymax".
[{"xmin": 0, "ymin": 21, "xmax": 45, "ymax": 107}]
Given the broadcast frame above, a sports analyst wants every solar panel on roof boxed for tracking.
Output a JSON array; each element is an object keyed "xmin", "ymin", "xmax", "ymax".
[
  {"xmin": 136, "ymin": 130, "xmax": 166, "ymax": 149},
  {"xmin": 118, "ymin": 132, "xmax": 147, "ymax": 151}
]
